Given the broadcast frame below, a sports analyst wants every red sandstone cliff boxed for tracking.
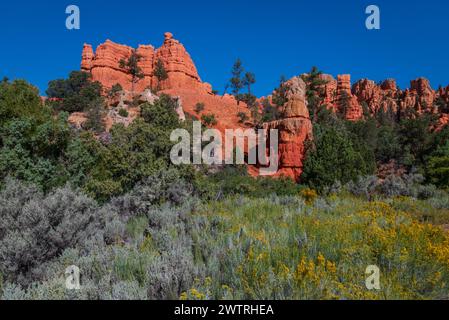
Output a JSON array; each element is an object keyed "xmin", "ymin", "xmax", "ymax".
[
  {"xmin": 82, "ymin": 33, "xmax": 211, "ymax": 94},
  {"xmin": 82, "ymin": 33, "xmax": 249, "ymax": 133},
  {"xmin": 79, "ymin": 32, "xmax": 449, "ymax": 182},
  {"xmin": 316, "ymin": 73, "xmax": 449, "ymax": 122}
]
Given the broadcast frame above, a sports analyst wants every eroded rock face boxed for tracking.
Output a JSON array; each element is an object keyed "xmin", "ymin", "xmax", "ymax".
[
  {"xmin": 81, "ymin": 33, "xmax": 241, "ymax": 131},
  {"xmin": 81, "ymin": 44, "xmax": 94, "ymax": 71},
  {"xmin": 83, "ymin": 40, "xmax": 136, "ymax": 91},
  {"xmin": 154, "ymin": 33, "xmax": 205, "ymax": 92},
  {"xmin": 335, "ymin": 75, "xmax": 364, "ymax": 121},
  {"xmin": 316, "ymin": 74, "xmax": 447, "ymax": 121},
  {"xmin": 408, "ymin": 78, "xmax": 436, "ymax": 113},
  {"xmin": 261, "ymin": 77, "xmax": 313, "ymax": 182},
  {"xmin": 352, "ymin": 78, "xmax": 399, "ymax": 115},
  {"xmin": 352, "ymin": 77, "xmax": 441, "ymax": 117},
  {"xmin": 319, "ymin": 74, "xmax": 337, "ymax": 112},
  {"xmin": 81, "ymin": 33, "xmax": 211, "ymax": 94},
  {"xmin": 316, "ymin": 74, "xmax": 363, "ymax": 120}
]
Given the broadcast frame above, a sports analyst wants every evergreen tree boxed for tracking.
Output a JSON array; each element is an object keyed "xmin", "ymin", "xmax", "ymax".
[
  {"xmin": 230, "ymin": 59, "xmax": 244, "ymax": 103},
  {"xmin": 243, "ymin": 72, "xmax": 256, "ymax": 95},
  {"xmin": 302, "ymin": 66, "xmax": 328, "ymax": 122},
  {"xmin": 119, "ymin": 52, "xmax": 144, "ymax": 93},
  {"xmin": 46, "ymin": 71, "xmax": 103, "ymax": 113},
  {"xmin": 302, "ymin": 123, "xmax": 374, "ymax": 192},
  {"xmin": 154, "ymin": 59, "xmax": 168, "ymax": 91},
  {"xmin": 272, "ymin": 75, "xmax": 289, "ymax": 108},
  {"xmin": 84, "ymin": 97, "xmax": 105, "ymax": 134},
  {"xmin": 426, "ymin": 140, "xmax": 449, "ymax": 187},
  {"xmin": 261, "ymin": 98, "xmax": 280, "ymax": 122},
  {"xmin": 338, "ymin": 91, "xmax": 351, "ymax": 119}
]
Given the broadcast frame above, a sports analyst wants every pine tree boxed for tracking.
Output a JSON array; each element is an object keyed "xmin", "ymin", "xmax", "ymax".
[
  {"xmin": 302, "ymin": 66, "xmax": 328, "ymax": 122},
  {"xmin": 154, "ymin": 59, "xmax": 168, "ymax": 91},
  {"xmin": 84, "ymin": 97, "xmax": 105, "ymax": 133},
  {"xmin": 243, "ymin": 72, "xmax": 256, "ymax": 95},
  {"xmin": 119, "ymin": 52, "xmax": 144, "ymax": 94},
  {"xmin": 272, "ymin": 75, "xmax": 289, "ymax": 108},
  {"xmin": 230, "ymin": 59, "xmax": 244, "ymax": 103}
]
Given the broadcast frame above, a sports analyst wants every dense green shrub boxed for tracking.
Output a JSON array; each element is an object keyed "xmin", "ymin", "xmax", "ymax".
[
  {"xmin": 260, "ymin": 99, "xmax": 281, "ymax": 123},
  {"xmin": 375, "ymin": 124, "xmax": 404, "ymax": 164},
  {"xmin": 237, "ymin": 112, "xmax": 249, "ymax": 123},
  {"xmin": 426, "ymin": 141, "xmax": 449, "ymax": 188},
  {"xmin": 84, "ymin": 97, "xmax": 106, "ymax": 133},
  {"xmin": 118, "ymin": 108, "xmax": 129, "ymax": 118},
  {"xmin": 0, "ymin": 80, "xmax": 72, "ymax": 191},
  {"xmin": 0, "ymin": 79, "xmax": 45, "ymax": 127},
  {"xmin": 83, "ymin": 120, "xmax": 170, "ymax": 201},
  {"xmin": 194, "ymin": 102, "xmax": 205, "ymax": 114},
  {"xmin": 209, "ymin": 166, "xmax": 301, "ymax": 198},
  {"xmin": 302, "ymin": 123, "xmax": 375, "ymax": 192},
  {"xmin": 46, "ymin": 71, "xmax": 103, "ymax": 113},
  {"xmin": 108, "ymin": 83, "xmax": 123, "ymax": 98},
  {"xmin": 141, "ymin": 94, "xmax": 180, "ymax": 129},
  {"xmin": 201, "ymin": 114, "xmax": 218, "ymax": 126}
]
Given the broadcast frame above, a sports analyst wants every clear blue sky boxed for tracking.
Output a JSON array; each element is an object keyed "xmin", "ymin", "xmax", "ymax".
[{"xmin": 1, "ymin": 0, "xmax": 449, "ymax": 96}]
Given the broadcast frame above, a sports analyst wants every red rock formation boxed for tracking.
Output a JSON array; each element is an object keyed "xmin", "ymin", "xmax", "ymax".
[
  {"xmin": 260, "ymin": 77, "xmax": 313, "ymax": 182},
  {"xmin": 336, "ymin": 75, "xmax": 363, "ymax": 121},
  {"xmin": 317, "ymin": 74, "xmax": 364, "ymax": 120},
  {"xmin": 81, "ymin": 44, "xmax": 94, "ymax": 71},
  {"xmin": 352, "ymin": 79, "xmax": 381, "ymax": 114},
  {"xmin": 319, "ymin": 74, "xmax": 337, "ymax": 112},
  {"xmin": 437, "ymin": 113, "xmax": 449, "ymax": 131},
  {"xmin": 83, "ymin": 40, "xmax": 136, "ymax": 91},
  {"xmin": 79, "ymin": 33, "xmax": 449, "ymax": 183},
  {"xmin": 352, "ymin": 79, "xmax": 399, "ymax": 115},
  {"xmin": 136, "ymin": 44, "xmax": 156, "ymax": 91},
  {"xmin": 351, "ymin": 77, "xmax": 445, "ymax": 119},
  {"xmin": 81, "ymin": 33, "xmax": 248, "ymax": 132},
  {"xmin": 82, "ymin": 33, "xmax": 211, "ymax": 94},
  {"xmin": 318, "ymin": 75, "xmax": 448, "ymax": 120},
  {"xmin": 409, "ymin": 78, "xmax": 436, "ymax": 113},
  {"xmin": 154, "ymin": 32, "xmax": 209, "ymax": 93}
]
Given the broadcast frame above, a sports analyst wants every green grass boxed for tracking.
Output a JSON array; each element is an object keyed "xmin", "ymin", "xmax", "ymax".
[{"xmin": 182, "ymin": 195, "xmax": 449, "ymax": 300}]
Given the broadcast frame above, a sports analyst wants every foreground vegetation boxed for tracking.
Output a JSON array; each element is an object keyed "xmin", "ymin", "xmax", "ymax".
[{"xmin": 1, "ymin": 176, "xmax": 448, "ymax": 300}]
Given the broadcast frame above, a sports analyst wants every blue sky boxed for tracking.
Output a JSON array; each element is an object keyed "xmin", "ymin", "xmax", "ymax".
[{"xmin": 1, "ymin": 0, "xmax": 448, "ymax": 96}]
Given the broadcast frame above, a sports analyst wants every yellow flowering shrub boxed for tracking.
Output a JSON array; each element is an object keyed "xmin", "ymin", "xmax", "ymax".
[
  {"xmin": 300, "ymin": 188, "xmax": 318, "ymax": 205},
  {"xmin": 181, "ymin": 194, "xmax": 449, "ymax": 300}
]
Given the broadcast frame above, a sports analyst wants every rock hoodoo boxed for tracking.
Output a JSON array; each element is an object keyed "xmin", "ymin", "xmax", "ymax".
[
  {"xmin": 261, "ymin": 77, "xmax": 313, "ymax": 182},
  {"xmin": 336, "ymin": 75, "xmax": 364, "ymax": 121}
]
